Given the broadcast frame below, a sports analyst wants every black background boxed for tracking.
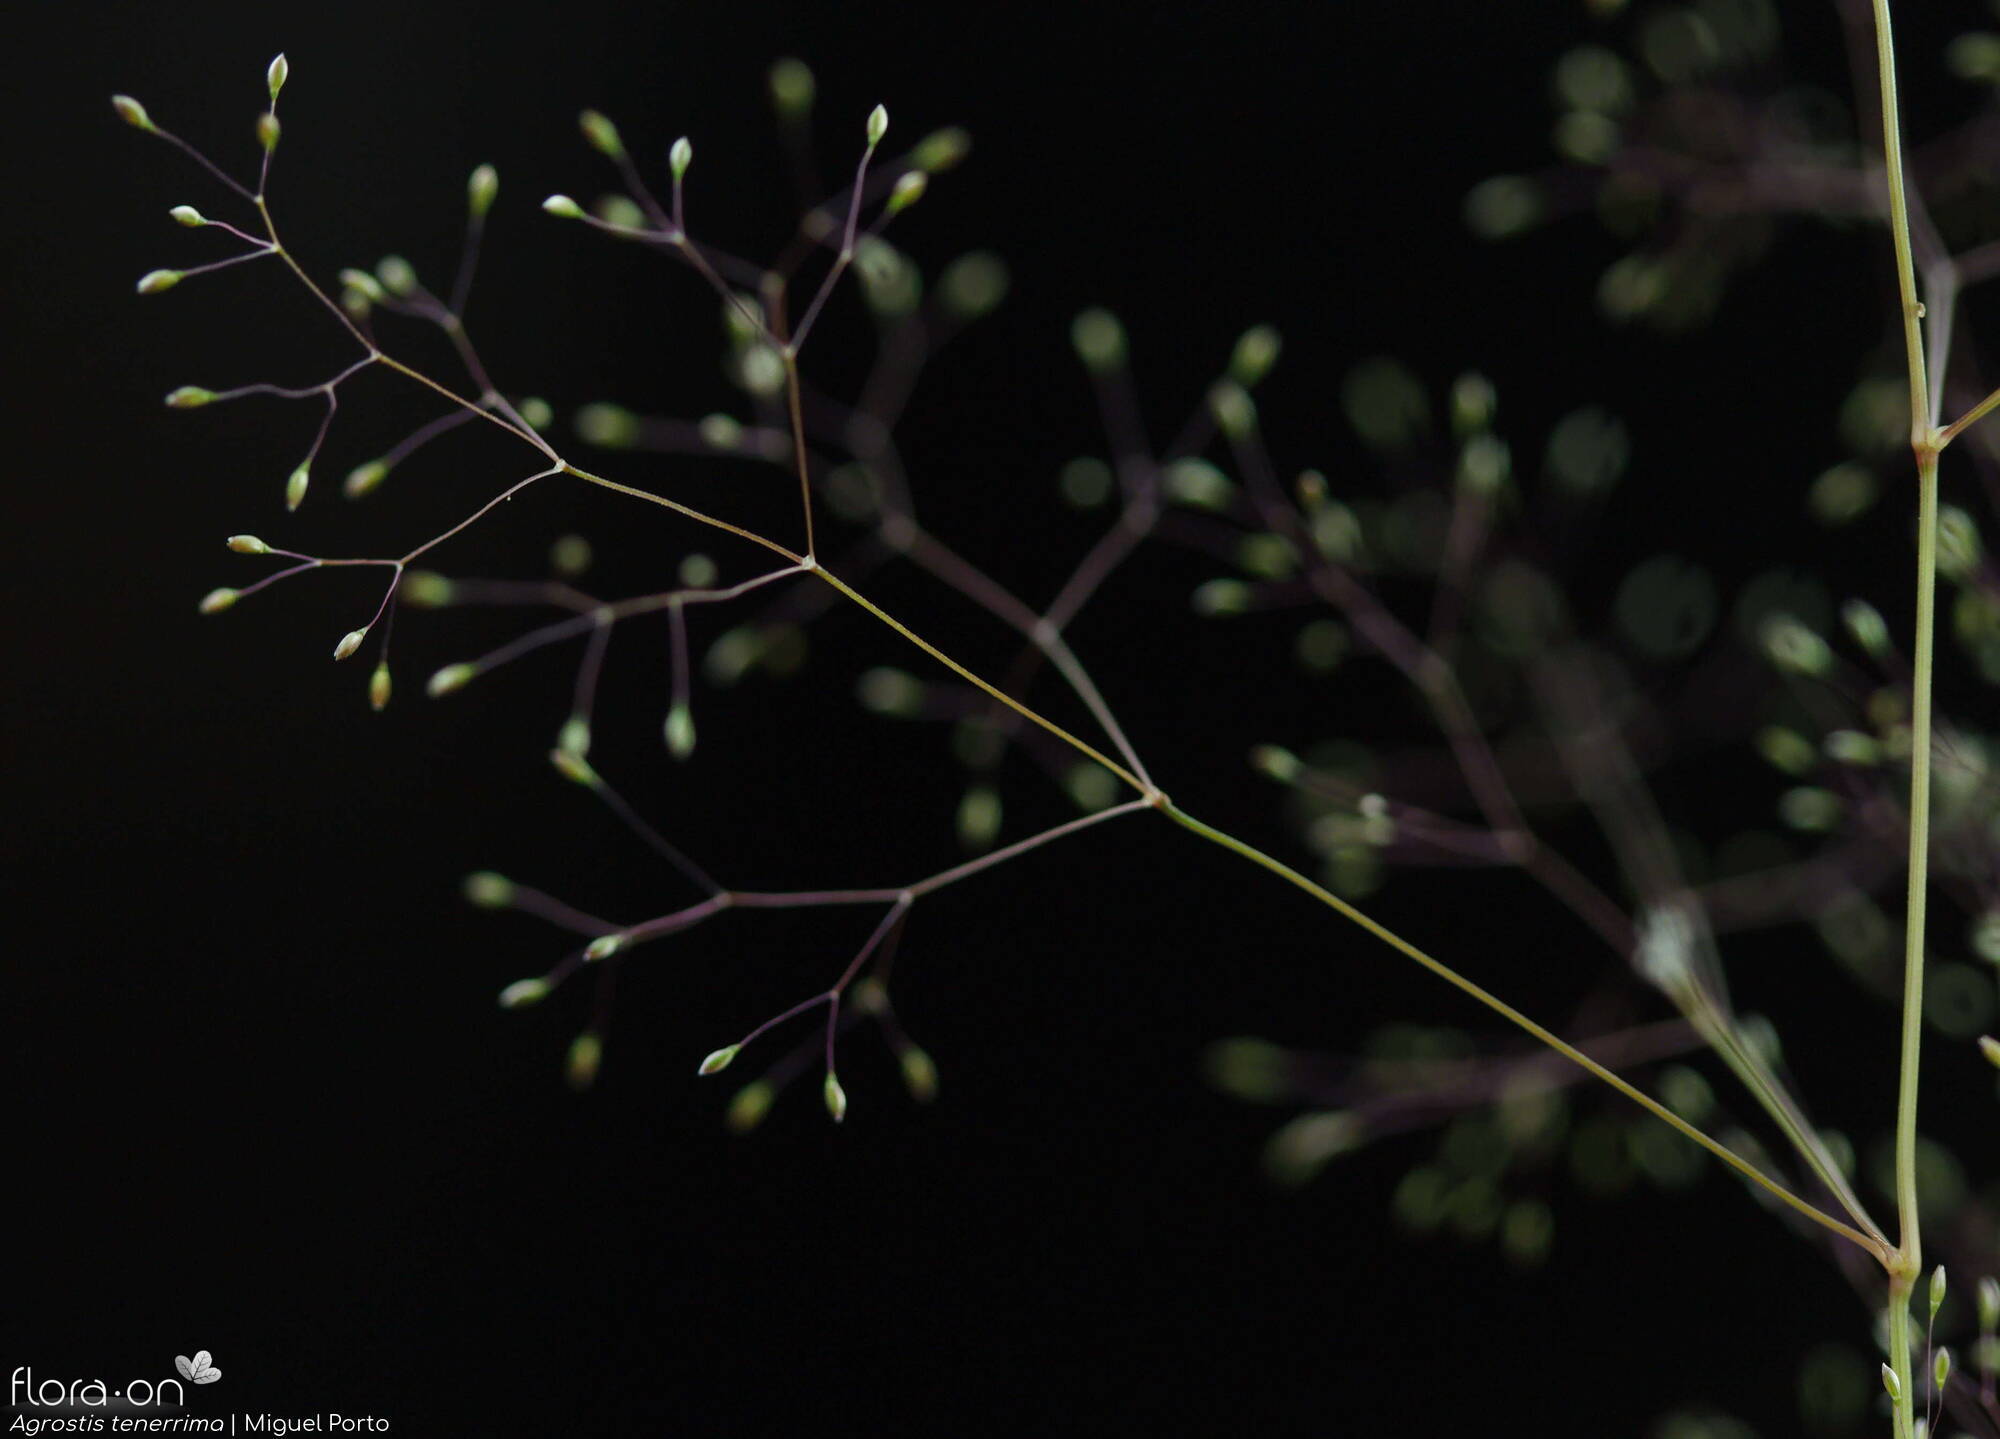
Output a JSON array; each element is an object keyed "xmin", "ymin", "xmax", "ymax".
[{"xmin": 6, "ymin": 2, "xmax": 1992, "ymax": 1435}]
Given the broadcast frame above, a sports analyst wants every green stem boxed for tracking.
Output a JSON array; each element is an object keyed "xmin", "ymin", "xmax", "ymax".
[
  {"xmin": 1155, "ymin": 800, "xmax": 1887, "ymax": 1260},
  {"xmin": 1867, "ymin": 10, "xmax": 1933, "ymax": 1439}
]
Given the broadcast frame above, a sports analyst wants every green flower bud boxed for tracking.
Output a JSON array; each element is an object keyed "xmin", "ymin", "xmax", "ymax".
[
  {"xmin": 886, "ymin": 171, "xmax": 928, "ymax": 215},
  {"xmin": 1880, "ymin": 1363, "xmax": 1902, "ymax": 1403},
  {"xmin": 549, "ymin": 747, "xmax": 595, "ymax": 786},
  {"xmin": 578, "ymin": 109, "xmax": 623, "ymax": 158},
  {"xmin": 468, "ymin": 163, "xmax": 499, "ymax": 219},
  {"xmin": 566, "ymin": 1031, "xmax": 603, "ymax": 1090},
  {"xmin": 1229, "ymin": 325, "xmax": 1282, "ymax": 388},
  {"xmin": 698, "ymin": 1045, "xmax": 740, "ymax": 1076},
  {"xmin": 136, "ymin": 269, "xmax": 182, "ymax": 295},
  {"xmin": 375, "ymin": 255, "xmax": 416, "ymax": 296},
  {"xmin": 1250, "ymin": 745, "xmax": 1302, "ymax": 783},
  {"xmin": 1977, "ymin": 1275, "xmax": 1999, "ymax": 1329},
  {"xmin": 1209, "ymin": 381, "xmax": 1256, "ymax": 439},
  {"xmin": 256, "ymin": 111, "xmax": 280, "ymax": 152},
  {"xmin": 1981, "ymin": 1035, "xmax": 2000, "ymax": 1069},
  {"xmin": 169, "ymin": 206, "xmax": 205, "ymax": 228},
  {"xmin": 1070, "ymin": 307, "xmax": 1126, "ymax": 374},
  {"xmin": 112, "ymin": 95, "xmax": 153, "ymax": 131},
  {"xmin": 899, "ymin": 1047, "xmax": 938, "ymax": 1102},
  {"xmin": 166, "ymin": 386, "xmax": 217, "ymax": 409},
  {"xmin": 664, "ymin": 703, "xmax": 696, "ymax": 760},
  {"xmin": 670, "ymin": 136, "xmax": 692, "ymax": 181},
  {"xmin": 266, "ymin": 54, "xmax": 289, "ymax": 102},
  {"xmin": 866, "ymin": 104, "xmax": 889, "ymax": 148},
  {"xmin": 226, "ymin": 534, "xmax": 270, "ymax": 555},
  {"xmin": 368, "ymin": 662, "xmax": 392, "ymax": 712},
  {"xmin": 939, "ymin": 252, "xmax": 1008, "ymax": 320},
  {"xmin": 768, "ymin": 59, "xmax": 815, "ymax": 120},
  {"xmin": 332, "ymin": 627, "xmax": 367, "ymax": 662},
  {"xmin": 1932, "ymin": 1265, "xmax": 1949, "ymax": 1319},
  {"xmin": 344, "ymin": 459, "xmax": 390, "ymax": 499},
  {"xmin": 285, "ymin": 463, "xmax": 310, "ymax": 511},
  {"xmin": 498, "ymin": 977, "xmax": 550, "ymax": 1009},
  {"xmin": 557, "ymin": 715, "xmax": 591, "ymax": 759},
  {"xmin": 727, "ymin": 1080, "xmax": 775, "ymax": 1132},
  {"xmin": 462, "ymin": 872, "xmax": 515, "ymax": 908},
  {"xmin": 910, "ymin": 127, "xmax": 971, "ymax": 173},
  {"xmin": 427, "ymin": 663, "xmax": 477, "ymax": 697},
  {"xmin": 1934, "ymin": 1347, "xmax": 1952, "ymax": 1391},
  {"xmin": 583, "ymin": 933, "xmax": 624, "ymax": 962},
  {"xmin": 542, "ymin": 194, "xmax": 584, "ymax": 219},
  {"xmin": 198, "ymin": 587, "xmax": 240, "ymax": 615},
  {"xmin": 823, "ymin": 1072, "xmax": 848, "ymax": 1122}
]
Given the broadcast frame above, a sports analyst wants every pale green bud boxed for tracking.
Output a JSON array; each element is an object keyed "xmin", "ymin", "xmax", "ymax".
[
  {"xmin": 1978, "ymin": 1275, "xmax": 2000, "ymax": 1328},
  {"xmin": 198, "ymin": 587, "xmax": 240, "ymax": 615},
  {"xmin": 266, "ymin": 54, "xmax": 289, "ymax": 101},
  {"xmin": 375, "ymin": 254, "xmax": 416, "ymax": 296},
  {"xmin": 698, "ymin": 413, "xmax": 744, "ymax": 450},
  {"xmin": 1250, "ymin": 745, "xmax": 1302, "ymax": 783},
  {"xmin": 857, "ymin": 667, "xmax": 926, "ymax": 717},
  {"xmin": 427, "ymin": 663, "xmax": 476, "ymax": 697},
  {"xmin": 462, "ymin": 871, "xmax": 515, "ymax": 908},
  {"xmin": 136, "ymin": 269, "xmax": 182, "ymax": 295},
  {"xmin": 1458, "ymin": 434, "xmax": 1511, "ymax": 494},
  {"xmin": 911, "ymin": 127, "xmax": 971, "ymax": 173},
  {"xmin": 518, "ymin": 397, "xmax": 554, "ymax": 431},
  {"xmin": 678, "ymin": 553, "xmax": 718, "ymax": 588},
  {"xmin": 566, "ymin": 1031, "xmax": 603, "ymax": 1090},
  {"xmin": 594, "ymin": 194, "xmax": 645, "ymax": 229},
  {"xmin": 550, "ymin": 534, "xmax": 592, "ymax": 577},
  {"xmin": 698, "ymin": 1045, "xmax": 740, "ymax": 1076},
  {"xmin": 549, "ymin": 747, "xmax": 595, "ymax": 785},
  {"xmin": 542, "ymin": 194, "xmax": 584, "ymax": 219},
  {"xmin": 1209, "ymin": 381, "xmax": 1256, "ymax": 439},
  {"xmin": 886, "ymin": 170, "xmax": 928, "ymax": 215},
  {"xmin": 344, "ymin": 459, "xmax": 390, "ymax": 498},
  {"xmin": 579, "ymin": 109, "xmax": 623, "ymax": 158},
  {"xmin": 1934, "ymin": 1347, "xmax": 1951, "ymax": 1391},
  {"xmin": 575, "ymin": 402, "xmax": 639, "ymax": 447},
  {"xmin": 823, "ymin": 1072, "xmax": 848, "ymax": 1122},
  {"xmin": 1451, "ymin": 371, "xmax": 1498, "ymax": 433},
  {"xmin": 332, "ymin": 627, "xmax": 367, "ymax": 662},
  {"xmin": 1070, "ymin": 307, "xmax": 1126, "ymax": 374},
  {"xmin": 498, "ymin": 977, "xmax": 550, "ymax": 1009},
  {"xmin": 1938, "ymin": 505, "xmax": 1983, "ymax": 580},
  {"xmin": 170, "ymin": 205, "xmax": 205, "ymax": 228},
  {"xmin": 866, "ymin": 104, "xmax": 888, "ymax": 148},
  {"xmin": 956, "ymin": 785, "xmax": 1002, "ymax": 850},
  {"xmin": 664, "ymin": 703, "xmax": 696, "ymax": 760},
  {"xmin": 1881, "ymin": 1364, "xmax": 1902, "ymax": 1403},
  {"xmin": 1842, "ymin": 598, "xmax": 1890, "ymax": 656},
  {"xmin": 256, "ymin": 111, "xmax": 280, "ymax": 152},
  {"xmin": 768, "ymin": 58, "xmax": 815, "ymax": 120},
  {"xmin": 339, "ymin": 268, "xmax": 386, "ymax": 304},
  {"xmin": 899, "ymin": 1047, "xmax": 938, "ymax": 1102},
  {"xmin": 226, "ymin": 534, "xmax": 270, "ymax": 555},
  {"xmin": 368, "ymin": 662, "xmax": 391, "ymax": 712},
  {"xmin": 1931, "ymin": 1265, "xmax": 1949, "ymax": 1319},
  {"xmin": 584, "ymin": 933, "xmax": 624, "ymax": 962},
  {"xmin": 166, "ymin": 386, "xmax": 216, "ymax": 409},
  {"xmin": 1981, "ymin": 1035, "xmax": 2000, "ymax": 1069},
  {"xmin": 939, "ymin": 251, "xmax": 1008, "ymax": 320},
  {"xmin": 1164, "ymin": 458, "xmax": 1234, "ymax": 510},
  {"xmin": 556, "ymin": 715, "xmax": 591, "ymax": 759},
  {"xmin": 1762, "ymin": 615, "xmax": 1832, "ymax": 676},
  {"xmin": 285, "ymin": 463, "xmax": 310, "ymax": 511},
  {"xmin": 669, "ymin": 136, "xmax": 692, "ymax": 180},
  {"xmin": 468, "ymin": 163, "xmax": 499, "ymax": 219},
  {"xmin": 1229, "ymin": 325, "xmax": 1282, "ymax": 388},
  {"xmin": 1193, "ymin": 578, "xmax": 1253, "ymax": 616},
  {"xmin": 111, "ymin": 95, "xmax": 153, "ymax": 131},
  {"xmin": 727, "ymin": 1080, "xmax": 774, "ymax": 1132},
  {"xmin": 1756, "ymin": 725, "xmax": 1817, "ymax": 775}
]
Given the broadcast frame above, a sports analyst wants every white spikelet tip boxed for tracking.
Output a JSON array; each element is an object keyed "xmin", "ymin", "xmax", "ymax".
[
  {"xmin": 226, "ymin": 534, "xmax": 270, "ymax": 555},
  {"xmin": 866, "ymin": 104, "xmax": 888, "ymax": 148},
  {"xmin": 698, "ymin": 1045, "xmax": 739, "ymax": 1076},
  {"xmin": 266, "ymin": 54, "xmax": 289, "ymax": 102},
  {"xmin": 198, "ymin": 587, "xmax": 240, "ymax": 615},
  {"xmin": 542, "ymin": 194, "xmax": 584, "ymax": 219},
  {"xmin": 583, "ymin": 933, "xmax": 624, "ymax": 962},
  {"xmin": 170, "ymin": 205, "xmax": 205, "ymax": 228},
  {"xmin": 823, "ymin": 1073, "xmax": 849, "ymax": 1123},
  {"xmin": 332, "ymin": 627, "xmax": 368, "ymax": 662},
  {"xmin": 112, "ymin": 95, "xmax": 153, "ymax": 131},
  {"xmin": 670, "ymin": 136, "xmax": 693, "ymax": 181}
]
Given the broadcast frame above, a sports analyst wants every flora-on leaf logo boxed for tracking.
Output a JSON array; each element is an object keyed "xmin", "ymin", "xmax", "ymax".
[{"xmin": 173, "ymin": 1351, "xmax": 221, "ymax": 1385}]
